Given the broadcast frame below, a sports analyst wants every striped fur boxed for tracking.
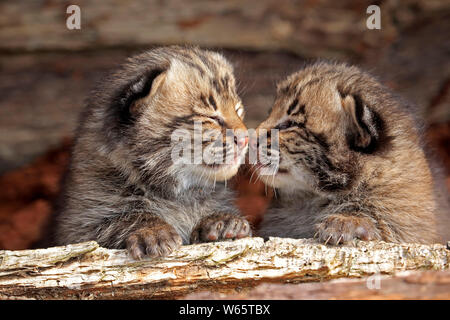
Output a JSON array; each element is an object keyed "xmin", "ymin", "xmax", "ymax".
[
  {"xmin": 257, "ymin": 62, "xmax": 449, "ymax": 245},
  {"xmin": 53, "ymin": 46, "xmax": 250, "ymax": 259}
]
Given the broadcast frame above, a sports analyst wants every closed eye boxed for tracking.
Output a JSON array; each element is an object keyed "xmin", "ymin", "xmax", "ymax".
[
  {"xmin": 209, "ymin": 116, "xmax": 225, "ymax": 127},
  {"xmin": 275, "ymin": 120, "xmax": 294, "ymax": 130}
]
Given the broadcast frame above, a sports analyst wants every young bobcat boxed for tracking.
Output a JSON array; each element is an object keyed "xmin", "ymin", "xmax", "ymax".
[
  {"xmin": 54, "ymin": 46, "xmax": 251, "ymax": 259},
  {"xmin": 255, "ymin": 62, "xmax": 449, "ymax": 245}
]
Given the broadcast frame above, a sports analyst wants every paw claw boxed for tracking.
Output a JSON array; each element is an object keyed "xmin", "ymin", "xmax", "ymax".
[
  {"xmin": 190, "ymin": 213, "xmax": 251, "ymax": 243},
  {"xmin": 215, "ymin": 221, "xmax": 224, "ymax": 231},
  {"xmin": 126, "ymin": 223, "xmax": 182, "ymax": 260},
  {"xmin": 207, "ymin": 234, "xmax": 218, "ymax": 241},
  {"xmin": 315, "ymin": 215, "xmax": 379, "ymax": 246}
]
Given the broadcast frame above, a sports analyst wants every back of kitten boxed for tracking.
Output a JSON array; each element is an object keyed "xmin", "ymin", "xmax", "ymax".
[
  {"xmin": 54, "ymin": 46, "xmax": 251, "ymax": 259},
  {"xmin": 255, "ymin": 62, "xmax": 449, "ymax": 244}
]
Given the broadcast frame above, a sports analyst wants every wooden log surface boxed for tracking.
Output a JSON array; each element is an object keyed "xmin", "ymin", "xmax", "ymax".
[
  {"xmin": 0, "ymin": 237, "xmax": 449, "ymax": 299},
  {"xmin": 185, "ymin": 270, "xmax": 450, "ymax": 300}
]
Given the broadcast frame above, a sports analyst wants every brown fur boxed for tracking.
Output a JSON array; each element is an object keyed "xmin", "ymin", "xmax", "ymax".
[
  {"xmin": 53, "ymin": 46, "xmax": 251, "ymax": 259},
  {"xmin": 256, "ymin": 62, "xmax": 450, "ymax": 245}
]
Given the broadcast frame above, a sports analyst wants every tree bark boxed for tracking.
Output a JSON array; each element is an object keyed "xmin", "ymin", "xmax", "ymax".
[
  {"xmin": 185, "ymin": 270, "xmax": 450, "ymax": 300},
  {"xmin": 0, "ymin": 237, "xmax": 449, "ymax": 299}
]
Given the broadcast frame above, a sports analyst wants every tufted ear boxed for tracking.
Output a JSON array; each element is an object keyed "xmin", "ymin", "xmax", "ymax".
[
  {"xmin": 114, "ymin": 68, "xmax": 166, "ymax": 126},
  {"xmin": 341, "ymin": 93, "xmax": 381, "ymax": 153}
]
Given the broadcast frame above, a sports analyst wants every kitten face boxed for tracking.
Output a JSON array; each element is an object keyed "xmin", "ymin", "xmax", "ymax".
[
  {"xmin": 99, "ymin": 46, "xmax": 247, "ymax": 189},
  {"xmin": 255, "ymin": 62, "xmax": 386, "ymax": 194},
  {"xmin": 153, "ymin": 52, "xmax": 248, "ymax": 184}
]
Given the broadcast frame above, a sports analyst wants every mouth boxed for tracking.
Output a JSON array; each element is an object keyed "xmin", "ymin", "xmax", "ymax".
[
  {"xmin": 255, "ymin": 162, "xmax": 289, "ymax": 175},
  {"xmin": 204, "ymin": 144, "xmax": 247, "ymax": 167},
  {"xmin": 253, "ymin": 162, "xmax": 293, "ymax": 188},
  {"xmin": 255, "ymin": 163, "xmax": 312, "ymax": 191},
  {"xmin": 198, "ymin": 147, "xmax": 247, "ymax": 181},
  {"xmin": 203, "ymin": 163, "xmax": 222, "ymax": 168},
  {"xmin": 277, "ymin": 168, "xmax": 289, "ymax": 174},
  {"xmin": 202, "ymin": 162, "xmax": 240, "ymax": 171}
]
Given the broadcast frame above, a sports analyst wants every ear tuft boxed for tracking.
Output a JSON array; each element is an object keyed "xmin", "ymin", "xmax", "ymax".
[{"xmin": 341, "ymin": 93, "xmax": 382, "ymax": 153}]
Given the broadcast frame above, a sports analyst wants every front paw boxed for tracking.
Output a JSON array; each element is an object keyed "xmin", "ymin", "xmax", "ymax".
[
  {"xmin": 126, "ymin": 223, "xmax": 182, "ymax": 260},
  {"xmin": 315, "ymin": 214, "xmax": 380, "ymax": 245},
  {"xmin": 190, "ymin": 213, "xmax": 252, "ymax": 244}
]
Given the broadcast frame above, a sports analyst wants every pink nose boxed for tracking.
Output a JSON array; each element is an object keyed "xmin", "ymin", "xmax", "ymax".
[{"xmin": 234, "ymin": 135, "xmax": 248, "ymax": 149}]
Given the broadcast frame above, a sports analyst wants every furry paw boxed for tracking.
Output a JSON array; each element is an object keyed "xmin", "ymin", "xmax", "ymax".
[
  {"xmin": 315, "ymin": 214, "xmax": 380, "ymax": 245},
  {"xmin": 126, "ymin": 223, "xmax": 182, "ymax": 260},
  {"xmin": 190, "ymin": 213, "xmax": 252, "ymax": 244}
]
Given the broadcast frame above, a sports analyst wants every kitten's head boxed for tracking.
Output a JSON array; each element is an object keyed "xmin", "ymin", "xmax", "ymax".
[
  {"xmin": 91, "ymin": 46, "xmax": 248, "ymax": 189},
  {"xmin": 254, "ymin": 62, "xmax": 391, "ymax": 194}
]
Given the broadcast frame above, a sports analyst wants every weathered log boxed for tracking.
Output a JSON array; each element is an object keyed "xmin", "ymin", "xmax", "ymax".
[
  {"xmin": 185, "ymin": 270, "xmax": 450, "ymax": 300},
  {"xmin": 4, "ymin": 0, "xmax": 444, "ymax": 58},
  {"xmin": 0, "ymin": 237, "xmax": 449, "ymax": 299}
]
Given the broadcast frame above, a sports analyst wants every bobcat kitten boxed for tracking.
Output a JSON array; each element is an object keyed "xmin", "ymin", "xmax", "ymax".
[
  {"xmin": 54, "ymin": 46, "xmax": 251, "ymax": 259},
  {"xmin": 255, "ymin": 62, "xmax": 449, "ymax": 244}
]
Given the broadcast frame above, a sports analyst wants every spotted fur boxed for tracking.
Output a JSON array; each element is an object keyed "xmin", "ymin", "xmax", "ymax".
[
  {"xmin": 257, "ymin": 62, "xmax": 449, "ymax": 245},
  {"xmin": 53, "ymin": 46, "xmax": 251, "ymax": 259}
]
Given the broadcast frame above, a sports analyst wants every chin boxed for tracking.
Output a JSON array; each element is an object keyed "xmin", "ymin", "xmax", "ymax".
[
  {"xmin": 258, "ymin": 170, "xmax": 293, "ymax": 188},
  {"xmin": 208, "ymin": 163, "xmax": 240, "ymax": 181},
  {"xmin": 257, "ymin": 166, "xmax": 312, "ymax": 191},
  {"xmin": 190, "ymin": 157, "xmax": 244, "ymax": 183},
  {"xmin": 190, "ymin": 163, "xmax": 240, "ymax": 182},
  {"xmin": 207, "ymin": 151, "xmax": 248, "ymax": 181},
  {"xmin": 187, "ymin": 148, "xmax": 247, "ymax": 183}
]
